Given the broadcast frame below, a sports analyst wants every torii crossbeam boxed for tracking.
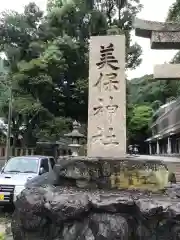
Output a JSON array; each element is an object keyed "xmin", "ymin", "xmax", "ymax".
[{"xmin": 134, "ymin": 18, "xmax": 180, "ymax": 79}]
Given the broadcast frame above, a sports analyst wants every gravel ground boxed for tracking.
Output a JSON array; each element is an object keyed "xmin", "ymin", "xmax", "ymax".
[{"xmin": 0, "ymin": 207, "xmax": 13, "ymax": 240}]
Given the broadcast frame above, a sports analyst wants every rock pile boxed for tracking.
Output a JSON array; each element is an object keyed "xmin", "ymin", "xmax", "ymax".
[{"xmin": 12, "ymin": 185, "xmax": 180, "ymax": 240}]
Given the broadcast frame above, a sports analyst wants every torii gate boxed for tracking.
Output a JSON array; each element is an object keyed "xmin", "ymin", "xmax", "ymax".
[{"xmin": 134, "ymin": 18, "xmax": 180, "ymax": 155}]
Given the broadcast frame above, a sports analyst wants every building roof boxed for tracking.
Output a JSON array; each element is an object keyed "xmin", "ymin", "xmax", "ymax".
[{"xmin": 153, "ymin": 100, "xmax": 177, "ymax": 118}]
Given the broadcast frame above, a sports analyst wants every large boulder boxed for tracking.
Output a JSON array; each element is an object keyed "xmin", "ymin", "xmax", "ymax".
[
  {"xmin": 12, "ymin": 185, "xmax": 180, "ymax": 240},
  {"xmin": 12, "ymin": 157, "xmax": 180, "ymax": 239}
]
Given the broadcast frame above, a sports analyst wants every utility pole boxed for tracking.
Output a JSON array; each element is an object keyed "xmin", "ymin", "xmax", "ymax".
[{"xmin": 5, "ymin": 86, "xmax": 12, "ymax": 162}]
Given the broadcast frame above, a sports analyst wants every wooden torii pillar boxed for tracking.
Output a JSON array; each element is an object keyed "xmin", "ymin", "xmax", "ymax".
[{"xmin": 134, "ymin": 18, "xmax": 180, "ymax": 155}]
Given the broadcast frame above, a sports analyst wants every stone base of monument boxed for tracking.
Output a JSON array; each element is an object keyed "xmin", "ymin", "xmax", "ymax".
[{"xmin": 11, "ymin": 157, "xmax": 180, "ymax": 240}]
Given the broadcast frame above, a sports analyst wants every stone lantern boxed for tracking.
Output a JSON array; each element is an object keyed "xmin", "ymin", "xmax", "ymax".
[{"xmin": 64, "ymin": 120, "xmax": 84, "ymax": 157}]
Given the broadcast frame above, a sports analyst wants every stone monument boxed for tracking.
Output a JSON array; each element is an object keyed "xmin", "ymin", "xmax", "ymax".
[
  {"xmin": 88, "ymin": 35, "xmax": 126, "ymax": 158},
  {"xmin": 11, "ymin": 29, "xmax": 180, "ymax": 240}
]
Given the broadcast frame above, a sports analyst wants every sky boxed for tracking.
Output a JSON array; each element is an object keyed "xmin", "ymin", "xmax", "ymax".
[{"xmin": 0, "ymin": 0, "xmax": 178, "ymax": 79}]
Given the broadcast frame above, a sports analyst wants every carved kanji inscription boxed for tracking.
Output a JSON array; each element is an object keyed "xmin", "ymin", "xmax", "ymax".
[
  {"xmin": 88, "ymin": 35, "xmax": 126, "ymax": 158},
  {"xmin": 96, "ymin": 43, "xmax": 120, "ymax": 70},
  {"xmin": 93, "ymin": 96, "xmax": 118, "ymax": 124},
  {"xmin": 94, "ymin": 72, "xmax": 119, "ymax": 92},
  {"xmin": 91, "ymin": 127, "xmax": 119, "ymax": 146}
]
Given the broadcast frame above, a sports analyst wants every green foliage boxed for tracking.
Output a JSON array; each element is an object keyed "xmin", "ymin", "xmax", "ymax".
[
  {"xmin": 34, "ymin": 117, "xmax": 71, "ymax": 141},
  {"xmin": 0, "ymin": 59, "xmax": 10, "ymax": 117},
  {"xmin": 0, "ymin": 0, "xmax": 142, "ymax": 146},
  {"xmin": 127, "ymin": 2, "xmax": 180, "ymax": 147},
  {"xmin": 127, "ymin": 72, "xmax": 180, "ymax": 145},
  {"xmin": 128, "ymin": 75, "xmax": 180, "ymax": 107},
  {"xmin": 0, "ymin": 233, "xmax": 5, "ymax": 240},
  {"xmin": 167, "ymin": 0, "xmax": 180, "ymax": 21},
  {"xmin": 128, "ymin": 105, "xmax": 153, "ymax": 141},
  {"xmin": 1, "ymin": 0, "xmax": 178, "ymax": 150}
]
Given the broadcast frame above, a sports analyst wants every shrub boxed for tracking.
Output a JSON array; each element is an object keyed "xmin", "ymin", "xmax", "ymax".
[{"xmin": 0, "ymin": 232, "xmax": 5, "ymax": 240}]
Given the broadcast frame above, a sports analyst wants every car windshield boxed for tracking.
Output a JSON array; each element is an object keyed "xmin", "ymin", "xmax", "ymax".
[{"xmin": 3, "ymin": 157, "xmax": 39, "ymax": 173}]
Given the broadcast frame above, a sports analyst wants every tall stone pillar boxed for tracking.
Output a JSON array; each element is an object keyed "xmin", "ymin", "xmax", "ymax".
[
  {"xmin": 156, "ymin": 140, "xmax": 160, "ymax": 155},
  {"xmin": 167, "ymin": 137, "xmax": 172, "ymax": 155},
  {"xmin": 87, "ymin": 35, "xmax": 126, "ymax": 158}
]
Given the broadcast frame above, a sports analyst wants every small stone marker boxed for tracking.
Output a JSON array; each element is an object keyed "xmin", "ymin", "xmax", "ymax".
[{"xmin": 87, "ymin": 35, "xmax": 126, "ymax": 158}]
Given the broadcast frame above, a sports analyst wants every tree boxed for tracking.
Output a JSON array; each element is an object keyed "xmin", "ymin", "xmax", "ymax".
[
  {"xmin": 167, "ymin": 0, "xmax": 180, "ymax": 22},
  {"xmin": 128, "ymin": 105, "xmax": 153, "ymax": 147},
  {"xmin": 127, "ymin": 73, "xmax": 180, "ymax": 148},
  {"xmin": 48, "ymin": 0, "xmax": 143, "ymax": 139},
  {"xmin": 126, "ymin": 1, "xmax": 180, "ymax": 149},
  {"xmin": 128, "ymin": 74, "xmax": 180, "ymax": 106},
  {"xmin": 0, "ymin": 0, "xmax": 142, "ymax": 146},
  {"xmin": 47, "ymin": 0, "xmax": 142, "ymax": 69},
  {"xmin": 0, "ymin": 2, "xmax": 92, "ymax": 145},
  {"xmin": 0, "ymin": 4, "xmax": 70, "ymax": 145},
  {"xmin": 0, "ymin": 64, "xmax": 10, "ymax": 115}
]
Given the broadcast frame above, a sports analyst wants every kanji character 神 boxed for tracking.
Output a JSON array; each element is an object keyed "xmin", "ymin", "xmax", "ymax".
[{"xmin": 93, "ymin": 96, "xmax": 118, "ymax": 124}]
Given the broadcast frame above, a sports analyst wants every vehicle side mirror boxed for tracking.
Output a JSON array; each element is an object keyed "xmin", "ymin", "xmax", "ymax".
[
  {"xmin": 1, "ymin": 166, "xmax": 4, "ymax": 173},
  {"xmin": 39, "ymin": 167, "xmax": 46, "ymax": 175}
]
